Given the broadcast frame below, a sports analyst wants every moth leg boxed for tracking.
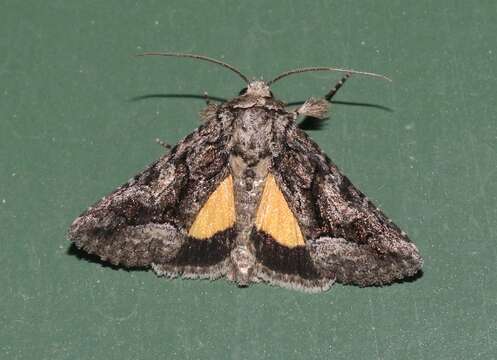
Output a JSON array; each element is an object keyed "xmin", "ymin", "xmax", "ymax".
[
  {"xmin": 294, "ymin": 98, "xmax": 329, "ymax": 119},
  {"xmin": 203, "ymin": 91, "xmax": 211, "ymax": 106},
  {"xmin": 293, "ymin": 72, "xmax": 352, "ymax": 119},
  {"xmin": 325, "ymin": 72, "xmax": 351, "ymax": 101},
  {"xmin": 155, "ymin": 138, "xmax": 172, "ymax": 150},
  {"xmin": 200, "ymin": 102, "xmax": 220, "ymax": 122}
]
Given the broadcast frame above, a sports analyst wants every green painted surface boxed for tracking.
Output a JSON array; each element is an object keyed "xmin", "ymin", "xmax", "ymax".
[{"xmin": 1, "ymin": 1, "xmax": 496, "ymax": 359}]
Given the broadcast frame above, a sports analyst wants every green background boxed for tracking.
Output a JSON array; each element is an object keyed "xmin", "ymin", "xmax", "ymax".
[{"xmin": 2, "ymin": 1, "xmax": 496, "ymax": 359}]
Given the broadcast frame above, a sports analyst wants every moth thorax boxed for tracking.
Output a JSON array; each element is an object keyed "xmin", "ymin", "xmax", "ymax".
[{"xmin": 246, "ymin": 81, "xmax": 271, "ymax": 98}]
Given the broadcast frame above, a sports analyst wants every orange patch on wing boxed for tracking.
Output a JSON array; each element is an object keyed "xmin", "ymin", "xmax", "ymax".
[
  {"xmin": 255, "ymin": 174, "xmax": 305, "ymax": 248},
  {"xmin": 188, "ymin": 175, "xmax": 236, "ymax": 239}
]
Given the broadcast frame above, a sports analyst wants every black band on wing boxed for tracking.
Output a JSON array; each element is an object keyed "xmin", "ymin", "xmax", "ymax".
[
  {"xmin": 171, "ymin": 228, "xmax": 236, "ymax": 267},
  {"xmin": 251, "ymin": 229, "xmax": 321, "ymax": 280}
]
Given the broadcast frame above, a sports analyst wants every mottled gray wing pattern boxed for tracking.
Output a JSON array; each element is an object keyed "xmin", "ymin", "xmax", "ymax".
[
  {"xmin": 270, "ymin": 119, "xmax": 422, "ymax": 286},
  {"xmin": 69, "ymin": 117, "xmax": 233, "ymax": 270}
]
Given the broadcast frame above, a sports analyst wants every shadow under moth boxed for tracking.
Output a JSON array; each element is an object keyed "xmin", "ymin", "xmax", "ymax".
[{"xmin": 69, "ymin": 52, "xmax": 422, "ymax": 292}]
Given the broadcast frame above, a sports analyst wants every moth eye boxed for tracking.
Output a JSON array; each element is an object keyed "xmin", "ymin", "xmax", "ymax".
[{"xmin": 239, "ymin": 87, "xmax": 248, "ymax": 95}]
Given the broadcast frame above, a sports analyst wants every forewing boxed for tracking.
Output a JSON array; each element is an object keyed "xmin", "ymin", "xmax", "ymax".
[
  {"xmin": 268, "ymin": 120, "xmax": 422, "ymax": 286},
  {"xmin": 69, "ymin": 118, "xmax": 235, "ymax": 274}
]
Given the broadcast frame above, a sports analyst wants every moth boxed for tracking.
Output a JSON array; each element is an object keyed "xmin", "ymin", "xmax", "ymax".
[{"xmin": 69, "ymin": 52, "xmax": 422, "ymax": 292}]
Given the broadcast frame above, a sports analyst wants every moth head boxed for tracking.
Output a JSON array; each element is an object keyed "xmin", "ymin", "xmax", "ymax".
[{"xmin": 239, "ymin": 81, "xmax": 273, "ymax": 98}]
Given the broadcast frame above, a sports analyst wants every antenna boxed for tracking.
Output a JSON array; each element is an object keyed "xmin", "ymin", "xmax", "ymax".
[
  {"xmin": 137, "ymin": 52, "xmax": 249, "ymax": 84},
  {"xmin": 268, "ymin": 66, "xmax": 392, "ymax": 86}
]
